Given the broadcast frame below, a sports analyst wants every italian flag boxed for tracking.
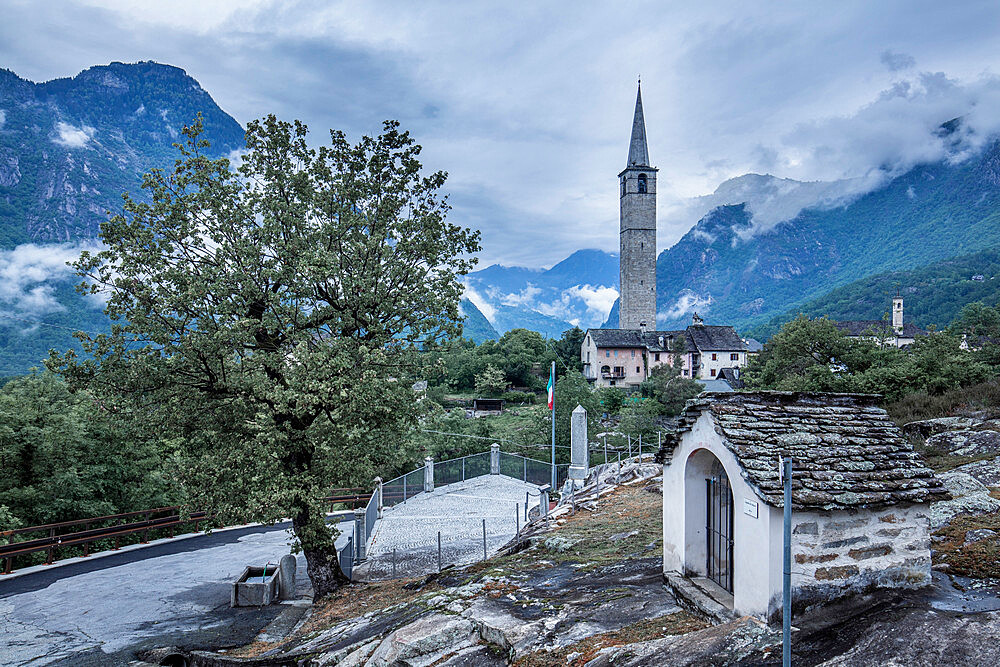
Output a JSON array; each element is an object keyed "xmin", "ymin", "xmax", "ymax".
[{"xmin": 547, "ymin": 367, "xmax": 555, "ymax": 410}]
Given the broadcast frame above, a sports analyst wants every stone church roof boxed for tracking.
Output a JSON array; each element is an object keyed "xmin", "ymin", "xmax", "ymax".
[
  {"xmin": 586, "ymin": 325, "xmax": 747, "ymax": 354},
  {"xmin": 657, "ymin": 391, "xmax": 948, "ymax": 511},
  {"xmin": 834, "ymin": 320, "xmax": 927, "ymax": 339},
  {"xmin": 626, "ymin": 83, "xmax": 650, "ymax": 167},
  {"xmin": 684, "ymin": 325, "xmax": 747, "ymax": 351}
]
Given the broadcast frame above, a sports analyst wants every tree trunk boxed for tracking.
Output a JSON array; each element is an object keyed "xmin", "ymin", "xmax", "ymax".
[{"xmin": 292, "ymin": 504, "xmax": 350, "ymax": 601}]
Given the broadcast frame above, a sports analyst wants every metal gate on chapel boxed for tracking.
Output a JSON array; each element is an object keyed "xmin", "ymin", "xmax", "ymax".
[{"xmin": 706, "ymin": 459, "xmax": 734, "ymax": 593}]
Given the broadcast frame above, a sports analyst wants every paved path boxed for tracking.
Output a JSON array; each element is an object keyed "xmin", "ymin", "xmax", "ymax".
[
  {"xmin": 365, "ymin": 474, "xmax": 542, "ymax": 580},
  {"xmin": 0, "ymin": 517, "xmax": 353, "ymax": 666}
]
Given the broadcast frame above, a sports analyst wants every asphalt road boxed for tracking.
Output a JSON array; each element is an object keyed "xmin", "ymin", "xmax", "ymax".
[{"xmin": 0, "ymin": 518, "xmax": 352, "ymax": 666}]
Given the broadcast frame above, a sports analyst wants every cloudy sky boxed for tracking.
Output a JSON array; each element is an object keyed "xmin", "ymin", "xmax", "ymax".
[{"xmin": 3, "ymin": 0, "xmax": 1000, "ymax": 268}]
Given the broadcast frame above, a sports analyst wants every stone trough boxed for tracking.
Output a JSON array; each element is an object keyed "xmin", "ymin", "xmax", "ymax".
[{"xmin": 231, "ymin": 564, "xmax": 280, "ymax": 607}]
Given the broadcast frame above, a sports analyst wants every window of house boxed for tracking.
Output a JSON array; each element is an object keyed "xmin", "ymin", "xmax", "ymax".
[
  {"xmin": 636, "ymin": 366, "xmax": 640, "ymax": 373},
  {"xmin": 621, "ymin": 178, "xmax": 626, "ymax": 197},
  {"xmin": 731, "ymin": 353, "xmax": 739, "ymax": 361},
  {"xmin": 610, "ymin": 380, "xmax": 616, "ymax": 386},
  {"xmin": 683, "ymin": 370, "xmax": 689, "ymax": 376},
  {"xmin": 606, "ymin": 351, "xmax": 610, "ymax": 358},
  {"xmin": 638, "ymin": 173, "xmax": 647, "ymax": 193},
  {"xmin": 654, "ymin": 353, "xmax": 660, "ymax": 361},
  {"xmin": 711, "ymin": 353, "xmax": 717, "ymax": 361},
  {"xmin": 614, "ymin": 350, "xmax": 618, "ymax": 357},
  {"xmin": 631, "ymin": 350, "xmax": 635, "ymax": 358},
  {"xmin": 711, "ymin": 368, "xmax": 717, "ymax": 377}
]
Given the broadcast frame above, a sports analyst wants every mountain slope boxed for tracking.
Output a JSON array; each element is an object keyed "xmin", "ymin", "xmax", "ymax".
[
  {"xmin": 0, "ymin": 62, "xmax": 245, "ymax": 376},
  {"xmin": 0, "ymin": 61, "xmax": 245, "ymax": 247},
  {"xmin": 654, "ymin": 138, "xmax": 1000, "ymax": 332},
  {"xmin": 463, "ymin": 249, "xmax": 619, "ymax": 335},
  {"xmin": 747, "ymin": 247, "xmax": 1000, "ymax": 340},
  {"xmin": 458, "ymin": 298, "xmax": 500, "ymax": 343}
]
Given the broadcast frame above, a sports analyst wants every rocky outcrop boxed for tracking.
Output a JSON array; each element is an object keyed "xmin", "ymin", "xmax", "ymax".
[
  {"xmin": 929, "ymin": 472, "xmax": 1000, "ymax": 528},
  {"xmin": 902, "ymin": 417, "xmax": 983, "ymax": 439},
  {"xmin": 925, "ymin": 429, "xmax": 1000, "ymax": 457}
]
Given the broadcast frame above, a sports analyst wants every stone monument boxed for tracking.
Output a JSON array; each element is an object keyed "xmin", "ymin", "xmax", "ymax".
[{"xmin": 569, "ymin": 404, "xmax": 589, "ymax": 483}]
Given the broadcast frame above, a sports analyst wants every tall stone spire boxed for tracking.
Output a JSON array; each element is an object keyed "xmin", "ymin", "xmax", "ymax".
[
  {"xmin": 627, "ymin": 83, "xmax": 649, "ymax": 167},
  {"xmin": 618, "ymin": 82, "xmax": 657, "ymax": 331}
]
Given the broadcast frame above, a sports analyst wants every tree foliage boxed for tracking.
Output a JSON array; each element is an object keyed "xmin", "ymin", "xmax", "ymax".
[
  {"xmin": 640, "ymin": 363, "xmax": 704, "ymax": 416},
  {"xmin": 49, "ymin": 116, "xmax": 480, "ymax": 598},
  {"xmin": 474, "ymin": 364, "xmax": 507, "ymax": 396},
  {"xmin": 744, "ymin": 314, "xmax": 994, "ymax": 401}
]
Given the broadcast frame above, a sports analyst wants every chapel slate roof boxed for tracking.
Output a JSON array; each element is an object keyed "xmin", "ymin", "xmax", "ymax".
[
  {"xmin": 834, "ymin": 320, "xmax": 927, "ymax": 339},
  {"xmin": 657, "ymin": 391, "xmax": 948, "ymax": 511}
]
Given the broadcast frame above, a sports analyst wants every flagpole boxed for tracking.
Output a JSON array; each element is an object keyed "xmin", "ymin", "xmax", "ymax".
[{"xmin": 550, "ymin": 360, "xmax": 556, "ymax": 490}]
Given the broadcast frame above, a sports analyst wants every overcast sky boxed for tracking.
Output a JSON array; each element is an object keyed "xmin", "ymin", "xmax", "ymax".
[{"xmin": 3, "ymin": 0, "xmax": 1000, "ymax": 268}]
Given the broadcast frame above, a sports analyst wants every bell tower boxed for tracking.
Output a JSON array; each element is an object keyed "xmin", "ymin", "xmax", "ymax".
[{"xmin": 618, "ymin": 82, "xmax": 657, "ymax": 330}]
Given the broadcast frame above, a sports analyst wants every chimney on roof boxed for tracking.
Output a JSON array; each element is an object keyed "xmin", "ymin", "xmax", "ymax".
[
  {"xmin": 691, "ymin": 312, "xmax": 703, "ymax": 326},
  {"xmin": 892, "ymin": 292, "xmax": 903, "ymax": 335}
]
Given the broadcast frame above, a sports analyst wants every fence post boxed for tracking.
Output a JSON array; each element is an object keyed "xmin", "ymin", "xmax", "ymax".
[
  {"xmin": 639, "ymin": 434, "xmax": 642, "ymax": 462},
  {"xmin": 403, "ymin": 475, "xmax": 407, "ymax": 503},
  {"xmin": 392, "ymin": 548, "xmax": 397, "ymax": 578},
  {"xmin": 490, "ymin": 443, "xmax": 500, "ymax": 475},
  {"xmin": 516, "ymin": 505, "xmax": 520, "ymax": 535},
  {"xmin": 482, "ymin": 518, "xmax": 488, "ymax": 560},
  {"xmin": 525, "ymin": 491, "xmax": 529, "ymax": 521},
  {"xmin": 628, "ymin": 435, "xmax": 632, "ymax": 459},
  {"xmin": 462, "ymin": 457, "xmax": 466, "ymax": 481},
  {"xmin": 424, "ymin": 456, "xmax": 434, "ymax": 493},
  {"xmin": 438, "ymin": 531, "xmax": 442, "ymax": 573},
  {"xmin": 604, "ymin": 436, "xmax": 608, "ymax": 465},
  {"xmin": 523, "ymin": 457, "xmax": 527, "ymax": 482},
  {"xmin": 540, "ymin": 485, "xmax": 550, "ymax": 518},
  {"xmin": 354, "ymin": 508, "xmax": 367, "ymax": 563},
  {"xmin": 374, "ymin": 477, "xmax": 383, "ymax": 519}
]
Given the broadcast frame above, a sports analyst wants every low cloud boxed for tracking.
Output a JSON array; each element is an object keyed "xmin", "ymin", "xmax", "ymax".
[
  {"xmin": 880, "ymin": 50, "xmax": 916, "ymax": 73},
  {"xmin": 500, "ymin": 285, "xmax": 542, "ymax": 307},
  {"xmin": 0, "ymin": 242, "xmax": 101, "ymax": 318},
  {"xmin": 562, "ymin": 284, "xmax": 618, "ymax": 320},
  {"xmin": 0, "ymin": 109, "xmax": 6, "ymax": 129},
  {"xmin": 52, "ymin": 121, "xmax": 95, "ymax": 148},
  {"xmin": 663, "ymin": 290, "xmax": 713, "ymax": 322},
  {"xmin": 462, "ymin": 285, "xmax": 496, "ymax": 323}
]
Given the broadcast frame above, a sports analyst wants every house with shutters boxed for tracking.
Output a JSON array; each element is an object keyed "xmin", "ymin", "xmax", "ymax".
[
  {"xmin": 656, "ymin": 391, "xmax": 946, "ymax": 621},
  {"xmin": 581, "ymin": 313, "xmax": 748, "ymax": 388}
]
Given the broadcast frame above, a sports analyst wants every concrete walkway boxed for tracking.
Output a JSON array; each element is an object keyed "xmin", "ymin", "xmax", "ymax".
[
  {"xmin": 365, "ymin": 474, "xmax": 542, "ymax": 580},
  {"xmin": 0, "ymin": 517, "xmax": 353, "ymax": 666}
]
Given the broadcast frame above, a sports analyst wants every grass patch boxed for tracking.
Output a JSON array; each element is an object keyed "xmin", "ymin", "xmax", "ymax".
[
  {"xmin": 933, "ymin": 494, "xmax": 1000, "ymax": 579},
  {"xmin": 512, "ymin": 611, "xmax": 707, "ymax": 666}
]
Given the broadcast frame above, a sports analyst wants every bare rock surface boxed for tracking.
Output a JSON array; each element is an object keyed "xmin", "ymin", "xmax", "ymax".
[
  {"xmin": 929, "ymin": 471, "xmax": 1000, "ymax": 528},
  {"xmin": 952, "ymin": 457, "xmax": 1000, "ymax": 487},
  {"xmin": 582, "ymin": 617, "xmax": 780, "ymax": 666},
  {"xmin": 902, "ymin": 417, "xmax": 983, "ymax": 439},
  {"xmin": 926, "ymin": 428, "xmax": 1000, "ymax": 457}
]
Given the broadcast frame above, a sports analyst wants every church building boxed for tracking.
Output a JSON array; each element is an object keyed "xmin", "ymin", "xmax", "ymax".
[{"xmin": 582, "ymin": 84, "xmax": 748, "ymax": 387}]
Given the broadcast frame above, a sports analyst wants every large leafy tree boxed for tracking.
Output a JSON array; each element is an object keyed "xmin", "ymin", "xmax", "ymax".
[{"xmin": 50, "ymin": 116, "xmax": 480, "ymax": 598}]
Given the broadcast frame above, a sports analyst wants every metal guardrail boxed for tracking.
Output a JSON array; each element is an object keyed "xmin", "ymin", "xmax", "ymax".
[{"xmin": 1, "ymin": 487, "xmax": 374, "ymax": 576}]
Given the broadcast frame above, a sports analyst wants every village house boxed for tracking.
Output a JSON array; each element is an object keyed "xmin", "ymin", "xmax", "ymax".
[
  {"xmin": 581, "ymin": 313, "xmax": 748, "ymax": 388},
  {"xmin": 835, "ymin": 295, "xmax": 926, "ymax": 348},
  {"xmin": 656, "ymin": 391, "xmax": 947, "ymax": 621}
]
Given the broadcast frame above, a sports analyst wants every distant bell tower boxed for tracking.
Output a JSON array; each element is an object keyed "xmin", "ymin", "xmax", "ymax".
[
  {"xmin": 618, "ymin": 82, "xmax": 658, "ymax": 330},
  {"xmin": 892, "ymin": 292, "xmax": 904, "ymax": 334}
]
